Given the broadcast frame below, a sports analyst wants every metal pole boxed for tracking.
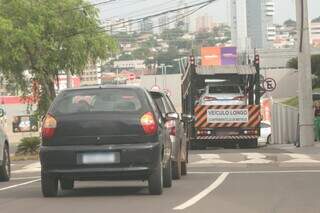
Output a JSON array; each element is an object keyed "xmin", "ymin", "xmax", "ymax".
[
  {"xmin": 296, "ymin": 0, "xmax": 314, "ymax": 147},
  {"xmin": 66, "ymin": 71, "xmax": 71, "ymax": 88}
]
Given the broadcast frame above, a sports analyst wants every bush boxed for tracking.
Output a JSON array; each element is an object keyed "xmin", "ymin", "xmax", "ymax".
[{"xmin": 16, "ymin": 137, "xmax": 41, "ymax": 155}]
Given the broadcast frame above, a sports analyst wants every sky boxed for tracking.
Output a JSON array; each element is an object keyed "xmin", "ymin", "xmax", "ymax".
[{"xmin": 93, "ymin": 0, "xmax": 320, "ymax": 26}]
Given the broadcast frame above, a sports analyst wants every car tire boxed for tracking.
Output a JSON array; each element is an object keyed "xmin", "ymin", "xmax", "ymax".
[
  {"xmin": 181, "ymin": 161, "xmax": 187, "ymax": 176},
  {"xmin": 0, "ymin": 144, "xmax": 10, "ymax": 182},
  {"xmin": 163, "ymin": 158, "xmax": 172, "ymax": 188},
  {"xmin": 41, "ymin": 170, "xmax": 58, "ymax": 197},
  {"xmin": 60, "ymin": 178, "xmax": 74, "ymax": 190},
  {"xmin": 172, "ymin": 148, "xmax": 181, "ymax": 180},
  {"xmin": 148, "ymin": 160, "xmax": 163, "ymax": 195},
  {"xmin": 267, "ymin": 135, "xmax": 271, "ymax": 144}
]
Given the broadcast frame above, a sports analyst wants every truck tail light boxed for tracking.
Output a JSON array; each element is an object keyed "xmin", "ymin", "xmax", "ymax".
[
  {"xmin": 140, "ymin": 112, "xmax": 158, "ymax": 135},
  {"xmin": 165, "ymin": 120, "xmax": 176, "ymax": 136},
  {"xmin": 203, "ymin": 96, "xmax": 217, "ymax": 101},
  {"xmin": 41, "ymin": 114, "xmax": 57, "ymax": 140},
  {"xmin": 233, "ymin": 96, "xmax": 246, "ymax": 101}
]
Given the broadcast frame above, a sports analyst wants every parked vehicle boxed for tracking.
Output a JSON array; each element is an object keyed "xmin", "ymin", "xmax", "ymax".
[
  {"xmin": 199, "ymin": 84, "xmax": 247, "ymax": 106},
  {"xmin": 0, "ymin": 126, "xmax": 10, "ymax": 182},
  {"xmin": 149, "ymin": 91, "xmax": 188, "ymax": 179},
  {"xmin": 259, "ymin": 121, "xmax": 272, "ymax": 144},
  {"xmin": 40, "ymin": 86, "xmax": 172, "ymax": 197}
]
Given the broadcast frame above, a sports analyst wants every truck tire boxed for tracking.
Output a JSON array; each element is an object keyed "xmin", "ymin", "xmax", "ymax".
[
  {"xmin": 250, "ymin": 139, "xmax": 258, "ymax": 148},
  {"xmin": 148, "ymin": 160, "xmax": 163, "ymax": 195},
  {"xmin": 172, "ymin": 148, "xmax": 181, "ymax": 180},
  {"xmin": 181, "ymin": 161, "xmax": 187, "ymax": 176},
  {"xmin": 239, "ymin": 140, "xmax": 258, "ymax": 149},
  {"xmin": 41, "ymin": 170, "xmax": 58, "ymax": 197},
  {"xmin": 60, "ymin": 178, "xmax": 74, "ymax": 190},
  {"xmin": 0, "ymin": 144, "xmax": 10, "ymax": 182},
  {"xmin": 163, "ymin": 158, "xmax": 172, "ymax": 188}
]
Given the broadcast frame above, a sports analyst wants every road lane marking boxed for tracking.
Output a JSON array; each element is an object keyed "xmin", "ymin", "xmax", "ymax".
[
  {"xmin": 238, "ymin": 153, "xmax": 273, "ymax": 164},
  {"xmin": 192, "ymin": 154, "xmax": 232, "ymax": 164},
  {"xmin": 173, "ymin": 172, "xmax": 229, "ymax": 210},
  {"xmin": 189, "ymin": 170, "xmax": 320, "ymax": 174},
  {"xmin": 283, "ymin": 154, "xmax": 320, "ymax": 163},
  {"xmin": 11, "ymin": 176, "xmax": 40, "ymax": 180},
  {"xmin": 0, "ymin": 179, "xmax": 40, "ymax": 192}
]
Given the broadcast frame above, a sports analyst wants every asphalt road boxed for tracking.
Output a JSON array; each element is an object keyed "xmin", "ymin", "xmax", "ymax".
[{"xmin": 2, "ymin": 146, "xmax": 320, "ymax": 213}]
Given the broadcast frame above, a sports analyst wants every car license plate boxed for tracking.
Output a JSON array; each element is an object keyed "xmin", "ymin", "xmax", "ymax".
[{"xmin": 80, "ymin": 152, "xmax": 119, "ymax": 165}]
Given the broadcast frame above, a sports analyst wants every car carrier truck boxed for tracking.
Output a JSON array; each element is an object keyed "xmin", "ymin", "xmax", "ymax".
[{"xmin": 181, "ymin": 55, "xmax": 261, "ymax": 149}]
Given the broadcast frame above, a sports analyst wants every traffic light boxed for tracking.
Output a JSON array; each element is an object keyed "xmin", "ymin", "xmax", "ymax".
[{"xmin": 189, "ymin": 55, "xmax": 195, "ymax": 65}]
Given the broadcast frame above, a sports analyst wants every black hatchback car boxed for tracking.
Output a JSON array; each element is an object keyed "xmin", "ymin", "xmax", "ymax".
[{"xmin": 40, "ymin": 86, "xmax": 173, "ymax": 197}]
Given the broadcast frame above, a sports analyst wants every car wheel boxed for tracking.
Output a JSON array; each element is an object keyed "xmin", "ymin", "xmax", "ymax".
[
  {"xmin": 41, "ymin": 170, "xmax": 58, "ymax": 197},
  {"xmin": 163, "ymin": 158, "xmax": 172, "ymax": 188},
  {"xmin": 172, "ymin": 148, "xmax": 181, "ymax": 180},
  {"xmin": 267, "ymin": 135, "xmax": 271, "ymax": 144},
  {"xmin": 148, "ymin": 160, "xmax": 163, "ymax": 195},
  {"xmin": 0, "ymin": 144, "xmax": 10, "ymax": 182},
  {"xmin": 60, "ymin": 178, "xmax": 74, "ymax": 190},
  {"xmin": 181, "ymin": 161, "xmax": 187, "ymax": 176}
]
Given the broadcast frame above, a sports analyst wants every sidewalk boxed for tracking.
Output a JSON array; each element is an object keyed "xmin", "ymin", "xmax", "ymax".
[{"xmin": 267, "ymin": 143, "xmax": 320, "ymax": 154}]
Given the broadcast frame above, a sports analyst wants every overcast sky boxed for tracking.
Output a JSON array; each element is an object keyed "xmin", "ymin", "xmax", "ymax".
[{"xmin": 94, "ymin": 0, "xmax": 319, "ymax": 25}]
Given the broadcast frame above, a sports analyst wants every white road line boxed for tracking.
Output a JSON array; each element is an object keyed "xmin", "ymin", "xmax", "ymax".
[
  {"xmin": 11, "ymin": 176, "xmax": 40, "ymax": 180},
  {"xmin": 0, "ymin": 179, "xmax": 40, "ymax": 192},
  {"xmin": 173, "ymin": 172, "xmax": 229, "ymax": 210},
  {"xmin": 189, "ymin": 170, "xmax": 320, "ymax": 175},
  {"xmin": 283, "ymin": 154, "xmax": 320, "ymax": 163},
  {"xmin": 238, "ymin": 153, "xmax": 273, "ymax": 164},
  {"xmin": 193, "ymin": 154, "xmax": 232, "ymax": 164}
]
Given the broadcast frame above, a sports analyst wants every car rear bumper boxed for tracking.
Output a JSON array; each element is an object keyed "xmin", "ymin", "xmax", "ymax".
[{"xmin": 40, "ymin": 143, "xmax": 161, "ymax": 180}]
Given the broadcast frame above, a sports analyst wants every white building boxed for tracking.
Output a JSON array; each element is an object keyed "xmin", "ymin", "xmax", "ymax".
[
  {"xmin": 113, "ymin": 60, "xmax": 146, "ymax": 70},
  {"xmin": 230, "ymin": 0, "xmax": 275, "ymax": 52},
  {"xmin": 310, "ymin": 20, "xmax": 320, "ymax": 47}
]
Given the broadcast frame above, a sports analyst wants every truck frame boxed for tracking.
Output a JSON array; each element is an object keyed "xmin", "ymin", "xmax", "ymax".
[{"xmin": 181, "ymin": 56, "xmax": 261, "ymax": 149}]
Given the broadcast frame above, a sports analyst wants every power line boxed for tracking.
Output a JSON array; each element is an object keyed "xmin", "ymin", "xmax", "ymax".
[{"xmin": 62, "ymin": 0, "xmax": 117, "ymax": 12}]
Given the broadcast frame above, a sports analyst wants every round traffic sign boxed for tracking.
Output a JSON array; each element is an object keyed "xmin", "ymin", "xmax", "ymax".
[{"xmin": 263, "ymin": 78, "xmax": 277, "ymax": 92}]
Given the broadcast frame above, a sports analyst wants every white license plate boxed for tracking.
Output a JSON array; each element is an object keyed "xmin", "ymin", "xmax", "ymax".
[{"xmin": 81, "ymin": 152, "xmax": 119, "ymax": 165}]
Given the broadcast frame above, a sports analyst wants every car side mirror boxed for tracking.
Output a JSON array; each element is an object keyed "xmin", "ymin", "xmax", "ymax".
[
  {"xmin": 181, "ymin": 114, "xmax": 193, "ymax": 123},
  {"xmin": 165, "ymin": 112, "xmax": 179, "ymax": 121}
]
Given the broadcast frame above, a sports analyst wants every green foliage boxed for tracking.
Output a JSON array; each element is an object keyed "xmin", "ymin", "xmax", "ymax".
[
  {"xmin": 287, "ymin": 55, "xmax": 320, "ymax": 88},
  {"xmin": 0, "ymin": 0, "xmax": 117, "ymax": 116},
  {"xmin": 16, "ymin": 137, "xmax": 41, "ymax": 155}
]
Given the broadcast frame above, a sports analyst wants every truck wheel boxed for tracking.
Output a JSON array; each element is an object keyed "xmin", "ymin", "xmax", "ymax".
[
  {"xmin": 250, "ymin": 139, "xmax": 258, "ymax": 148},
  {"xmin": 60, "ymin": 178, "xmax": 74, "ymax": 190},
  {"xmin": 239, "ymin": 140, "xmax": 248, "ymax": 149},
  {"xmin": 190, "ymin": 140, "xmax": 206, "ymax": 150},
  {"xmin": 0, "ymin": 144, "xmax": 10, "ymax": 182},
  {"xmin": 163, "ymin": 158, "xmax": 172, "ymax": 188},
  {"xmin": 148, "ymin": 160, "xmax": 163, "ymax": 195},
  {"xmin": 172, "ymin": 149, "xmax": 181, "ymax": 180},
  {"xmin": 41, "ymin": 170, "xmax": 58, "ymax": 197},
  {"xmin": 181, "ymin": 161, "xmax": 187, "ymax": 176}
]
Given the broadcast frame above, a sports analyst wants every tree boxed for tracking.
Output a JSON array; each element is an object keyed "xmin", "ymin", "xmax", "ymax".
[
  {"xmin": 0, "ymin": 0, "xmax": 117, "ymax": 116},
  {"xmin": 287, "ymin": 55, "xmax": 320, "ymax": 88}
]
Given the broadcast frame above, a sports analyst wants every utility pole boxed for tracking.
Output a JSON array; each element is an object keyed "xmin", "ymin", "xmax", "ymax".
[{"xmin": 296, "ymin": 0, "xmax": 314, "ymax": 147}]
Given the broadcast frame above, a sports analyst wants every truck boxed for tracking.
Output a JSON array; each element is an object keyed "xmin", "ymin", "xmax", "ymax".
[{"xmin": 181, "ymin": 55, "xmax": 261, "ymax": 149}]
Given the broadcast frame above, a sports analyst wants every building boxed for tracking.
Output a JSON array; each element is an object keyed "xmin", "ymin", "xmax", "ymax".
[
  {"xmin": 175, "ymin": 0, "xmax": 190, "ymax": 32},
  {"xmin": 159, "ymin": 15, "xmax": 170, "ymax": 34},
  {"xmin": 195, "ymin": 15, "xmax": 215, "ymax": 32},
  {"xmin": 311, "ymin": 18, "xmax": 320, "ymax": 47},
  {"xmin": 230, "ymin": 0, "xmax": 275, "ymax": 51},
  {"xmin": 105, "ymin": 18, "xmax": 132, "ymax": 34},
  {"xmin": 80, "ymin": 63, "xmax": 100, "ymax": 86},
  {"xmin": 140, "ymin": 18, "xmax": 153, "ymax": 33},
  {"xmin": 113, "ymin": 60, "xmax": 146, "ymax": 71}
]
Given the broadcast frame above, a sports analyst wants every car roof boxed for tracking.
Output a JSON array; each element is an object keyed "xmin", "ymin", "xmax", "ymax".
[{"xmin": 62, "ymin": 85, "xmax": 145, "ymax": 92}]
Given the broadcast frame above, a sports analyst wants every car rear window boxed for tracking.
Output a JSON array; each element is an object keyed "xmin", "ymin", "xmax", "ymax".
[
  {"xmin": 208, "ymin": 86, "xmax": 240, "ymax": 94},
  {"xmin": 51, "ymin": 89, "xmax": 143, "ymax": 114}
]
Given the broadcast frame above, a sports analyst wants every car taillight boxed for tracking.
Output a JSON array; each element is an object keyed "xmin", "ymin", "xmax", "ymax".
[
  {"xmin": 204, "ymin": 96, "xmax": 217, "ymax": 101},
  {"xmin": 165, "ymin": 120, "xmax": 176, "ymax": 136},
  {"xmin": 41, "ymin": 114, "xmax": 57, "ymax": 140},
  {"xmin": 233, "ymin": 96, "xmax": 245, "ymax": 101},
  {"xmin": 140, "ymin": 112, "xmax": 158, "ymax": 135}
]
